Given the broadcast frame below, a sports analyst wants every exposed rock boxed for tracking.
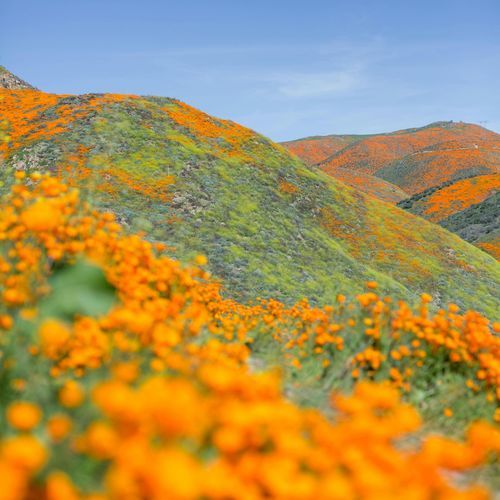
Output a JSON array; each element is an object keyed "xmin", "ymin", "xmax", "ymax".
[{"xmin": 0, "ymin": 66, "xmax": 36, "ymax": 90}]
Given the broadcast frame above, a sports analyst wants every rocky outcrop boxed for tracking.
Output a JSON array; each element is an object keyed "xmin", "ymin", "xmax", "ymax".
[{"xmin": 0, "ymin": 66, "xmax": 35, "ymax": 89}]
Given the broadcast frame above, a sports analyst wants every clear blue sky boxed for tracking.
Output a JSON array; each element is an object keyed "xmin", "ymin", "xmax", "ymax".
[{"xmin": 1, "ymin": 0, "xmax": 499, "ymax": 141}]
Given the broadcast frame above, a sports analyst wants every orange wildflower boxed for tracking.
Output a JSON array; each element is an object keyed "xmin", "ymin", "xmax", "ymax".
[{"xmin": 6, "ymin": 402, "xmax": 42, "ymax": 431}]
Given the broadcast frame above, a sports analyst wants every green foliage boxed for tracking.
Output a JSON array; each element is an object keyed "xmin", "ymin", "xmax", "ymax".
[
  {"xmin": 0, "ymin": 261, "xmax": 116, "ymax": 491},
  {"xmin": 41, "ymin": 261, "xmax": 117, "ymax": 321}
]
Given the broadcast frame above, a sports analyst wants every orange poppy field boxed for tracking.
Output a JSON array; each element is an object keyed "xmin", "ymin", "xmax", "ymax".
[{"xmin": 0, "ymin": 171, "xmax": 498, "ymax": 498}]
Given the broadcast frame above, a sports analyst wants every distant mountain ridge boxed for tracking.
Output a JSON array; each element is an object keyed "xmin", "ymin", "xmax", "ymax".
[
  {"xmin": 282, "ymin": 121, "xmax": 483, "ymax": 166},
  {"xmin": 283, "ymin": 121, "xmax": 498, "ymax": 188},
  {"xmin": 282, "ymin": 122, "xmax": 500, "ymax": 258},
  {"xmin": 318, "ymin": 122, "xmax": 498, "ymax": 190}
]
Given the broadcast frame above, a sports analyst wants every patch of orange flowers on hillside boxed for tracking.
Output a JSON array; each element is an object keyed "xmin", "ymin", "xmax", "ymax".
[
  {"xmin": 283, "ymin": 136, "xmax": 354, "ymax": 165},
  {"xmin": 0, "ymin": 172, "xmax": 498, "ymax": 498},
  {"xmin": 278, "ymin": 180, "xmax": 299, "ymax": 194},
  {"xmin": 477, "ymin": 237, "xmax": 500, "ymax": 261},
  {"xmin": 0, "ymin": 89, "xmax": 178, "ymax": 203},
  {"xmin": 165, "ymin": 101, "xmax": 257, "ymax": 162},
  {"xmin": 391, "ymin": 140, "xmax": 500, "ymax": 195},
  {"xmin": 0, "ymin": 90, "xmax": 133, "ymax": 155},
  {"xmin": 326, "ymin": 167, "xmax": 408, "ymax": 203},
  {"xmin": 418, "ymin": 174, "xmax": 500, "ymax": 222},
  {"xmin": 320, "ymin": 124, "xmax": 498, "ymax": 177}
]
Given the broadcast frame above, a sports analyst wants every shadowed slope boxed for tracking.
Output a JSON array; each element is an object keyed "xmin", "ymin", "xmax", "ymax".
[
  {"xmin": 439, "ymin": 193, "xmax": 499, "ymax": 257},
  {"xmin": 397, "ymin": 174, "xmax": 499, "ymax": 259},
  {"xmin": 399, "ymin": 175, "xmax": 500, "ymax": 223}
]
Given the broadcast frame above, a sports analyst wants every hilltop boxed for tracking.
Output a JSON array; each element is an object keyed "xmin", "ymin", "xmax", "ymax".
[
  {"xmin": 0, "ymin": 87, "xmax": 499, "ymax": 316},
  {"xmin": 284, "ymin": 121, "xmax": 499, "ymax": 195}
]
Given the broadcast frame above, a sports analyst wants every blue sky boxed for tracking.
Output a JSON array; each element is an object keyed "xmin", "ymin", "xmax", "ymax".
[{"xmin": 1, "ymin": 0, "xmax": 499, "ymax": 141}]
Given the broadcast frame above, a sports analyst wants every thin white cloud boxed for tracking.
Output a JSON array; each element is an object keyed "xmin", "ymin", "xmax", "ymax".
[
  {"xmin": 274, "ymin": 69, "xmax": 360, "ymax": 98},
  {"xmin": 111, "ymin": 39, "xmax": 382, "ymax": 59},
  {"xmin": 95, "ymin": 38, "xmax": 500, "ymax": 138}
]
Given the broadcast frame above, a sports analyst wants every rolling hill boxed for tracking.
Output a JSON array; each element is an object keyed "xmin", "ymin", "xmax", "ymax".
[
  {"xmin": 283, "ymin": 122, "xmax": 500, "ymax": 259},
  {"xmin": 398, "ymin": 175, "xmax": 499, "ymax": 259},
  {"xmin": 282, "ymin": 134, "xmax": 408, "ymax": 202},
  {"xmin": 318, "ymin": 122, "xmax": 499, "ymax": 186},
  {"xmin": 378, "ymin": 137, "xmax": 500, "ymax": 195},
  {"xmin": 282, "ymin": 134, "xmax": 366, "ymax": 165},
  {"xmin": 1, "ymin": 84, "xmax": 499, "ymax": 316},
  {"xmin": 284, "ymin": 122, "xmax": 499, "ymax": 196},
  {"xmin": 315, "ymin": 168, "xmax": 408, "ymax": 203}
]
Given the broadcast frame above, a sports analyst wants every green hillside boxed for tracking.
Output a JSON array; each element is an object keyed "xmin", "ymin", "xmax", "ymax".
[{"xmin": 1, "ymin": 89, "xmax": 499, "ymax": 316}]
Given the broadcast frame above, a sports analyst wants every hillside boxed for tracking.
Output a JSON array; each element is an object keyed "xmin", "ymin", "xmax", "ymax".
[
  {"xmin": 283, "ymin": 122, "xmax": 499, "ymax": 197},
  {"xmin": 318, "ymin": 167, "xmax": 408, "ymax": 203},
  {"xmin": 439, "ymin": 193, "xmax": 499, "ymax": 257},
  {"xmin": 281, "ymin": 134, "xmax": 408, "ymax": 202},
  {"xmin": 378, "ymin": 138, "xmax": 500, "ymax": 195},
  {"xmin": 0, "ymin": 66, "xmax": 35, "ymax": 90},
  {"xmin": 398, "ymin": 174, "xmax": 500, "ymax": 223},
  {"xmin": 1, "ymin": 88, "xmax": 499, "ymax": 316},
  {"xmin": 282, "ymin": 134, "xmax": 366, "ymax": 165},
  {"xmin": 284, "ymin": 122, "xmax": 500, "ymax": 259},
  {"xmin": 318, "ymin": 122, "xmax": 499, "ymax": 185},
  {"xmin": 398, "ymin": 175, "xmax": 499, "ymax": 258}
]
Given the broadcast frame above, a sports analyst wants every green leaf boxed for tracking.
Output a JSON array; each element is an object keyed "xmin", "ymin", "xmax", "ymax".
[{"xmin": 40, "ymin": 260, "xmax": 116, "ymax": 320}]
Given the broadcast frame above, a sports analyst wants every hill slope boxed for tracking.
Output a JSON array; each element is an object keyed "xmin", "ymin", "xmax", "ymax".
[
  {"xmin": 398, "ymin": 174, "xmax": 500, "ymax": 223},
  {"xmin": 378, "ymin": 137, "xmax": 500, "ymax": 195},
  {"xmin": 318, "ymin": 167, "xmax": 408, "ymax": 203},
  {"xmin": 318, "ymin": 122, "xmax": 499, "ymax": 187},
  {"xmin": 284, "ymin": 122, "xmax": 500, "ymax": 258},
  {"xmin": 398, "ymin": 175, "xmax": 499, "ymax": 258},
  {"xmin": 281, "ymin": 133, "xmax": 410, "ymax": 202},
  {"xmin": 282, "ymin": 134, "xmax": 366, "ymax": 165},
  {"xmin": 0, "ymin": 88, "xmax": 499, "ymax": 316},
  {"xmin": 284, "ymin": 122, "xmax": 499, "ymax": 197},
  {"xmin": 439, "ymin": 193, "xmax": 499, "ymax": 258},
  {"xmin": 0, "ymin": 66, "xmax": 35, "ymax": 90}
]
